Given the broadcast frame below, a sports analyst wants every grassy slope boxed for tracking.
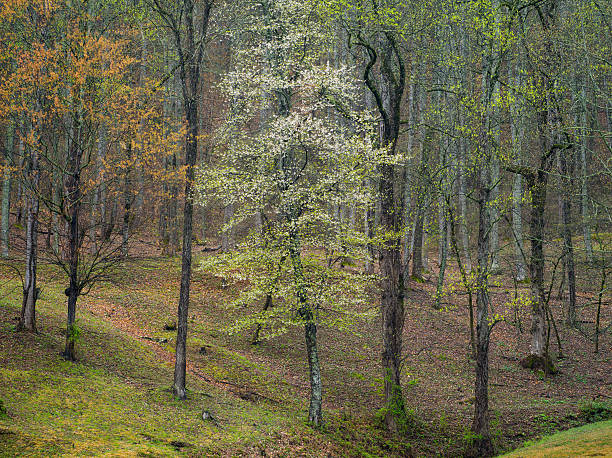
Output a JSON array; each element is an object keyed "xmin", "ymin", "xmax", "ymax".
[
  {"xmin": 0, "ymin": 251, "xmax": 610, "ymax": 456},
  {"xmin": 499, "ymin": 420, "xmax": 612, "ymax": 457},
  {"xmin": 0, "ymin": 277, "xmax": 298, "ymax": 457},
  {"xmin": 0, "ymin": 261, "xmax": 404, "ymax": 457}
]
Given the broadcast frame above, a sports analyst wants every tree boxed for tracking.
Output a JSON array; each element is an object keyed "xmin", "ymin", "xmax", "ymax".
[
  {"xmin": 321, "ymin": 0, "xmax": 416, "ymax": 431},
  {"xmin": 147, "ymin": 0, "xmax": 214, "ymax": 399},
  {"xmin": 200, "ymin": 0, "xmax": 379, "ymax": 426},
  {"xmin": 508, "ymin": 0, "xmax": 569, "ymax": 371},
  {"xmin": 0, "ymin": 0, "xmax": 167, "ymax": 357}
]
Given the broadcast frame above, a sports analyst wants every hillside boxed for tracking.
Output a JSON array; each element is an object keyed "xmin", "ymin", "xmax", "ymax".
[{"xmin": 1, "ymin": 251, "xmax": 610, "ymax": 457}]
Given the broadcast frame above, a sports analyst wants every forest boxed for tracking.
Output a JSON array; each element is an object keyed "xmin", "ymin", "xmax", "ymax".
[{"xmin": 0, "ymin": 0, "xmax": 611, "ymax": 456}]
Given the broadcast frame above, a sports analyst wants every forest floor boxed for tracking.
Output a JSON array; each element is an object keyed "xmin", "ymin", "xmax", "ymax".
[{"xmin": 0, "ymin": 239, "xmax": 610, "ymax": 457}]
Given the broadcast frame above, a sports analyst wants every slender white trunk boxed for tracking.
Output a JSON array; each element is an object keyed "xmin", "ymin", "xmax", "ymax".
[
  {"xmin": 221, "ymin": 204, "xmax": 235, "ymax": 252},
  {"xmin": 402, "ymin": 76, "xmax": 415, "ymax": 267},
  {"xmin": 458, "ymin": 30, "xmax": 471, "ymax": 272},
  {"xmin": 458, "ymin": 136, "xmax": 471, "ymax": 272},
  {"xmin": 579, "ymin": 86, "xmax": 593, "ymax": 263},
  {"xmin": 511, "ymin": 54, "xmax": 526, "ymax": 281},
  {"xmin": 489, "ymin": 83, "xmax": 500, "ymax": 272},
  {"xmin": 1, "ymin": 121, "xmax": 15, "ymax": 258}
]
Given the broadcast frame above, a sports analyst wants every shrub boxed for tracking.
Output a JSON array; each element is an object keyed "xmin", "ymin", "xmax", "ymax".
[{"xmin": 579, "ymin": 401, "xmax": 612, "ymax": 423}]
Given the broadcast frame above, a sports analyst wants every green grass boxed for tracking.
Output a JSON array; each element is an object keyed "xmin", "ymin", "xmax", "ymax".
[
  {"xmin": 0, "ymin": 253, "xmax": 609, "ymax": 456},
  {"xmin": 499, "ymin": 420, "xmax": 612, "ymax": 457},
  {"xmin": 0, "ymin": 260, "xmax": 411, "ymax": 457},
  {"xmin": 0, "ymin": 273, "xmax": 310, "ymax": 456}
]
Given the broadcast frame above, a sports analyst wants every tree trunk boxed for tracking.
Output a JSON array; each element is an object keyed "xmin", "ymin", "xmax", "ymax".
[
  {"xmin": 172, "ymin": 0, "xmax": 212, "ymax": 399},
  {"xmin": 379, "ymin": 163, "xmax": 406, "ymax": 431},
  {"xmin": 527, "ymin": 171, "xmax": 549, "ymax": 361},
  {"xmin": 173, "ymin": 99, "xmax": 198, "ymax": 399},
  {"xmin": 412, "ymin": 206, "xmax": 424, "ymax": 279},
  {"xmin": 559, "ymin": 149, "xmax": 576, "ymax": 325},
  {"xmin": 401, "ymin": 77, "xmax": 415, "ymax": 268},
  {"xmin": 16, "ymin": 131, "xmax": 25, "ymax": 225},
  {"xmin": 1, "ymin": 120, "xmax": 15, "ymax": 258},
  {"xmin": 510, "ymin": 55, "xmax": 526, "ymax": 281},
  {"xmin": 167, "ymin": 153, "xmax": 179, "ymax": 255},
  {"xmin": 435, "ymin": 81, "xmax": 449, "ymax": 308},
  {"xmin": 221, "ymin": 203, "xmax": 235, "ymax": 252},
  {"xmin": 522, "ymin": 0, "xmax": 563, "ymax": 370},
  {"xmin": 457, "ymin": 32, "xmax": 471, "ymax": 273},
  {"xmin": 122, "ymin": 167, "xmax": 131, "ymax": 258},
  {"xmin": 364, "ymin": 179, "xmax": 375, "ymax": 275},
  {"xmin": 288, "ymin": 233, "xmax": 322, "ymax": 426},
  {"xmin": 122, "ymin": 144, "xmax": 132, "ymax": 258},
  {"xmin": 304, "ymin": 319, "xmax": 322, "ymax": 425},
  {"xmin": 471, "ymin": 164, "xmax": 493, "ymax": 457},
  {"xmin": 435, "ymin": 205, "xmax": 448, "ymax": 310},
  {"xmin": 579, "ymin": 86, "xmax": 593, "ymax": 263},
  {"xmin": 63, "ymin": 116, "xmax": 83, "ymax": 361},
  {"xmin": 369, "ymin": 33, "xmax": 407, "ymax": 432},
  {"xmin": 594, "ymin": 267, "xmax": 605, "ymax": 354},
  {"xmin": 485, "ymin": 52, "xmax": 500, "ymax": 274},
  {"xmin": 134, "ymin": 24, "xmax": 147, "ymax": 219},
  {"xmin": 511, "ymin": 173, "xmax": 526, "ymax": 281},
  {"xmin": 458, "ymin": 136, "xmax": 471, "ymax": 273},
  {"xmin": 489, "ymin": 153, "xmax": 500, "ymax": 272},
  {"xmin": 20, "ymin": 144, "xmax": 39, "ymax": 332},
  {"xmin": 63, "ymin": 286, "xmax": 78, "ymax": 361},
  {"xmin": 89, "ymin": 143, "xmax": 100, "ymax": 255},
  {"xmin": 422, "ymin": 205, "xmax": 430, "ymax": 271}
]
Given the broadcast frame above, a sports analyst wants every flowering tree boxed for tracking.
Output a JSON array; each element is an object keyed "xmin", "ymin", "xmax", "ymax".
[{"xmin": 199, "ymin": 0, "xmax": 381, "ymax": 426}]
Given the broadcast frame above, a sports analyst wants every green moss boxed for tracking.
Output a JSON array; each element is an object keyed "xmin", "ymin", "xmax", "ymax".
[
  {"xmin": 0, "ymin": 274, "xmax": 306, "ymax": 457},
  {"xmin": 520, "ymin": 354, "xmax": 558, "ymax": 375}
]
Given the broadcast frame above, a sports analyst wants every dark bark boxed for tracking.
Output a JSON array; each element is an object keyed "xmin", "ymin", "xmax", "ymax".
[
  {"xmin": 252, "ymin": 294, "xmax": 272, "ymax": 345},
  {"xmin": 471, "ymin": 165, "xmax": 493, "ymax": 457},
  {"xmin": 411, "ymin": 123, "xmax": 429, "ymax": 281},
  {"xmin": 121, "ymin": 145, "xmax": 131, "ymax": 258},
  {"xmin": 173, "ymin": 99, "xmax": 198, "ymax": 399},
  {"xmin": 594, "ymin": 267, "xmax": 605, "ymax": 354},
  {"xmin": 63, "ymin": 286, "xmax": 79, "ymax": 360},
  {"xmin": 168, "ymin": 0, "xmax": 213, "ymax": 400},
  {"xmin": 63, "ymin": 117, "xmax": 83, "ymax": 361},
  {"xmin": 527, "ymin": 168, "xmax": 549, "ymax": 359},
  {"xmin": 358, "ymin": 28, "xmax": 407, "ymax": 431},
  {"xmin": 103, "ymin": 200, "xmax": 117, "ymax": 242},
  {"xmin": 449, "ymin": 204, "xmax": 476, "ymax": 358},
  {"xmin": 364, "ymin": 202, "xmax": 375, "ymax": 274},
  {"xmin": 304, "ymin": 318, "xmax": 322, "ymax": 426},
  {"xmin": 525, "ymin": 0, "xmax": 566, "ymax": 365}
]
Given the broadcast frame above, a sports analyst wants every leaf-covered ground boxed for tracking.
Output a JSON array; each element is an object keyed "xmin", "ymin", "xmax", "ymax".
[{"xmin": 0, "ymin": 245, "xmax": 610, "ymax": 456}]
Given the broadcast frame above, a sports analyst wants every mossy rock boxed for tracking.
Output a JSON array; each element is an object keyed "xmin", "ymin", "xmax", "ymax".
[{"xmin": 520, "ymin": 354, "xmax": 558, "ymax": 375}]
